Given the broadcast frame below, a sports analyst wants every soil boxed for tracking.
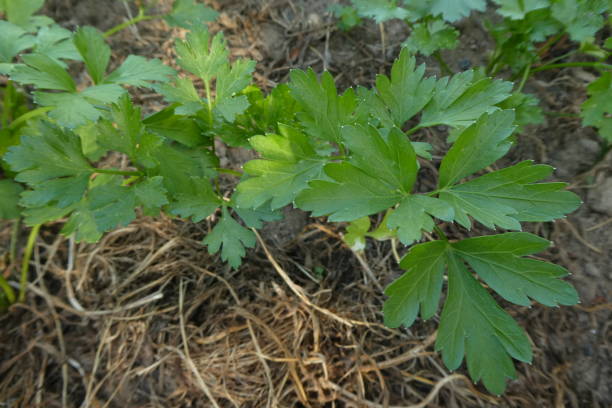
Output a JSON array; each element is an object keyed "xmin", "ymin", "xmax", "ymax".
[{"xmin": 1, "ymin": 0, "xmax": 610, "ymax": 407}]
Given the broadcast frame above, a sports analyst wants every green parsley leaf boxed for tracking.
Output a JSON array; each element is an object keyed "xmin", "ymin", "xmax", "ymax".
[
  {"xmin": 387, "ymin": 195, "xmax": 454, "ymax": 245},
  {"xmin": 350, "ymin": 0, "xmax": 409, "ymax": 23},
  {"xmin": 20, "ymin": 174, "xmax": 89, "ymax": 208},
  {"xmin": 0, "ymin": 179, "xmax": 23, "ymax": 219},
  {"xmin": 402, "ymin": 19, "xmax": 459, "ymax": 56},
  {"xmin": 10, "ymin": 53, "xmax": 76, "ymax": 91},
  {"xmin": 95, "ymin": 94, "xmax": 164, "ymax": 168},
  {"xmin": 233, "ymin": 204, "xmax": 282, "ymax": 229},
  {"xmin": 155, "ymin": 77, "xmax": 202, "ymax": 115},
  {"xmin": 104, "ymin": 55, "xmax": 175, "ymax": 87},
  {"xmin": 437, "ymin": 252, "xmax": 532, "ymax": 395},
  {"xmin": 86, "ymin": 180, "xmax": 136, "ymax": 233},
  {"xmin": 167, "ymin": 176, "xmax": 221, "ymax": 222},
  {"xmin": 374, "ymin": 49, "xmax": 436, "ymax": 127},
  {"xmin": 296, "ymin": 161, "xmax": 402, "ymax": 221},
  {"xmin": 175, "ymin": 29, "xmax": 227, "ymax": 82},
  {"xmin": 343, "ymin": 216, "xmax": 371, "ymax": 251},
  {"xmin": 33, "ymin": 24, "xmax": 81, "ymax": 64},
  {"xmin": 202, "ymin": 206, "xmax": 256, "ymax": 268},
  {"xmin": 151, "ymin": 143, "xmax": 218, "ymax": 198},
  {"xmin": 329, "ymin": 4, "xmax": 362, "ymax": 30},
  {"xmin": 164, "ymin": 0, "xmax": 219, "ymax": 29},
  {"xmin": 497, "ymin": 92, "xmax": 544, "ymax": 131},
  {"xmin": 288, "ymin": 69, "xmax": 357, "ymax": 143},
  {"xmin": 581, "ymin": 71, "xmax": 612, "ymax": 142},
  {"xmin": 143, "ymin": 107, "xmax": 204, "ymax": 147},
  {"xmin": 551, "ymin": 0, "xmax": 608, "ymax": 42},
  {"xmin": 222, "ymin": 84, "xmax": 300, "ymax": 147},
  {"xmin": 0, "ymin": 21, "xmax": 35, "ymax": 63},
  {"xmin": 0, "ymin": 0, "xmax": 44, "ymax": 29},
  {"xmin": 439, "ymin": 160, "xmax": 582, "ymax": 230},
  {"xmin": 34, "ymin": 87, "xmax": 123, "ymax": 128},
  {"xmin": 385, "ymin": 235, "xmax": 573, "ymax": 393},
  {"xmin": 133, "ymin": 176, "xmax": 169, "ymax": 217},
  {"xmin": 61, "ymin": 176, "xmax": 137, "ymax": 243},
  {"xmin": 342, "ymin": 125, "xmax": 417, "ymax": 192},
  {"xmin": 453, "ymin": 232, "xmax": 579, "ymax": 307},
  {"xmin": 419, "ymin": 70, "xmax": 513, "ymax": 129},
  {"xmin": 215, "ymin": 95, "xmax": 250, "ymax": 122},
  {"xmin": 411, "ymin": 0, "xmax": 487, "ymax": 22},
  {"xmin": 5, "ymin": 122, "xmax": 91, "ymax": 186},
  {"xmin": 438, "ymin": 110, "xmax": 515, "ymax": 188},
  {"xmin": 492, "ymin": 0, "xmax": 549, "ymax": 20},
  {"xmin": 384, "ymin": 240, "xmax": 447, "ymax": 327},
  {"xmin": 73, "ymin": 26, "xmax": 110, "ymax": 85},
  {"xmin": 296, "ymin": 125, "xmax": 418, "ymax": 221},
  {"xmin": 236, "ymin": 124, "xmax": 326, "ymax": 210},
  {"xmin": 216, "ymin": 59, "xmax": 256, "ymax": 101}
]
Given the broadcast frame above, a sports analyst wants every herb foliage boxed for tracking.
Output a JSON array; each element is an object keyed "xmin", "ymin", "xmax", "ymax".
[{"xmin": 0, "ymin": 0, "xmax": 588, "ymax": 394}]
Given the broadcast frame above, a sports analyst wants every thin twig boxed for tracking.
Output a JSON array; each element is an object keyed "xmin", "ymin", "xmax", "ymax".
[
  {"xmin": 179, "ymin": 279, "xmax": 220, "ymax": 407},
  {"xmin": 253, "ymin": 228, "xmax": 369, "ymax": 327}
]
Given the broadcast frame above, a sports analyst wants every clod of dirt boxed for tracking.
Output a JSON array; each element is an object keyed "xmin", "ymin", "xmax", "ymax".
[
  {"xmin": 259, "ymin": 23, "xmax": 286, "ymax": 61},
  {"xmin": 588, "ymin": 177, "xmax": 612, "ymax": 215},
  {"xmin": 551, "ymin": 137, "xmax": 601, "ymax": 179}
]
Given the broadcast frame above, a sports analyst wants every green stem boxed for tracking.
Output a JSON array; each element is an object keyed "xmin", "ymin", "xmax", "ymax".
[
  {"xmin": 434, "ymin": 51, "xmax": 452, "ymax": 75},
  {"xmin": 215, "ymin": 167, "xmax": 243, "ymax": 177},
  {"xmin": 405, "ymin": 125, "xmax": 423, "ymax": 136},
  {"xmin": 536, "ymin": 33, "xmax": 564, "ymax": 57},
  {"xmin": 538, "ymin": 50, "xmax": 577, "ymax": 67},
  {"xmin": 516, "ymin": 64, "xmax": 531, "ymax": 93},
  {"xmin": 486, "ymin": 51, "xmax": 503, "ymax": 76},
  {"xmin": 379, "ymin": 22, "xmax": 386, "ymax": 59},
  {"xmin": 93, "ymin": 168, "xmax": 143, "ymax": 176},
  {"xmin": 103, "ymin": 8, "xmax": 161, "ymax": 38},
  {"xmin": 433, "ymin": 225, "xmax": 447, "ymax": 241},
  {"xmin": 1, "ymin": 80, "xmax": 14, "ymax": 128},
  {"xmin": 0, "ymin": 276, "xmax": 16, "ymax": 305},
  {"xmin": 531, "ymin": 61, "xmax": 612, "ymax": 74},
  {"xmin": 9, "ymin": 218, "xmax": 20, "ymax": 266},
  {"xmin": 19, "ymin": 224, "xmax": 41, "ymax": 303},
  {"xmin": 8, "ymin": 106, "xmax": 53, "ymax": 130},
  {"xmin": 122, "ymin": 175, "xmax": 142, "ymax": 186},
  {"xmin": 204, "ymin": 79, "xmax": 214, "ymax": 126}
]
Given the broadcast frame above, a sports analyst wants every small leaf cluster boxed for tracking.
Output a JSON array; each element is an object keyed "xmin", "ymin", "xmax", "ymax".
[
  {"xmin": 1, "ymin": 0, "xmax": 584, "ymax": 395},
  {"xmin": 330, "ymin": 0, "xmax": 611, "ymax": 144}
]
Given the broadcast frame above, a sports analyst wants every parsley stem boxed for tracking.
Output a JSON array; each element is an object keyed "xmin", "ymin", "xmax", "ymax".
[
  {"xmin": 433, "ymin": 225, "xmax": 447, "ymax": 241},
  {"xmin": 204, "ymin": 79, "xmax": 214, "ymax": 126},
  {"xmin": 536, "ymin": 33, "xmax": 564, "ymax": 58},
  {"xmin": 93, "ymin": 168, "xmax": 143, "ymax": 176},
  {"xmin": 1, "ymin": 80, "xmax": 14, "ymax": 128},
  {"xmin": 379, "ymin": 22, "xmax": 386, "ymax": 59},
  {"xmin": 538, "ymin": 50, "xmax": 577, "ymax": 67},
  {"xmin": 215, "ymin": 167, "xmax": 242, "ymax": 177},
  {"xmin": 0, "ymin": 275, "xmax": 15, "ymax": 305},
  {"xmin": 9, "ymin": 218, "xmax": 20, "ymax": 267},
  {"xmin": 19, "ymin": 223, "xmax": 41, "ymax": 303},
  {"xmin": 405, "ymin": 125, "xmax": 422, "ymax": 136},
  {"xmin": 516, "ymin": 64, "xmax": 530, "ymax": 93},
  {"xmin": 531, "ymin": 61, "xmax": 612, "ymax": 74},
  {"xmin": 103, "ymin": 8, "xmax": 161, "ymax": 38},
  {"xmin": 434, "ymin": 51, "xmax": 452, "ymax": 76},
  {"xmin": 8, "ymin": 106, "xmax": 54, "ymax": 130}
]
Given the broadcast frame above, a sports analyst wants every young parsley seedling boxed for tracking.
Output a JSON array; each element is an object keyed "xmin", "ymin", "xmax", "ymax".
[{"xmin": 0, "ymin": 1, "xmax": 585, "ymax": 395}]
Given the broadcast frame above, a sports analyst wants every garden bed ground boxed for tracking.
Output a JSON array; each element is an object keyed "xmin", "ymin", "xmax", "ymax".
[{"xmin": 0, "ymin": 1, "xmax": 610, "ymax": 407}]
